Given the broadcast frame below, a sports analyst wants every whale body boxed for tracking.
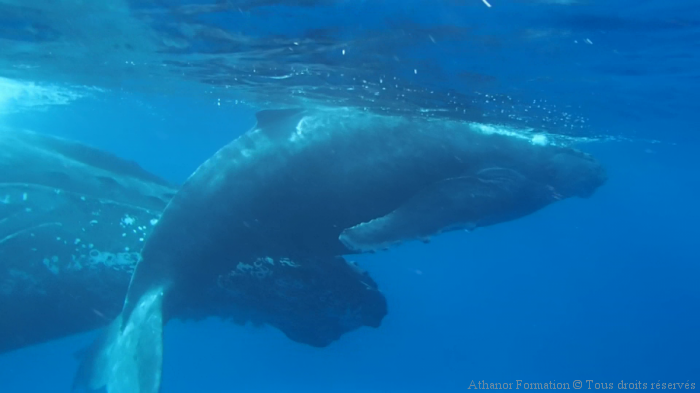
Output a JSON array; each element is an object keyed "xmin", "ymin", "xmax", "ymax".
[{"xmin": 78, "ymin": 107, "xmax": 606, "ymax": 392}]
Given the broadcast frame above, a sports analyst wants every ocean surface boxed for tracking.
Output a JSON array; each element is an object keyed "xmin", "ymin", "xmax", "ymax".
[{"xmin": 0, "ymin": 0, "xmax": 698, "ymax": 391}]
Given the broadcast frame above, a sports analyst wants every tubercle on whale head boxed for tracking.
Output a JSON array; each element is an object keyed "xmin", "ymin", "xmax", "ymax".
[{"xmin": 546, "ymin": 149, "xmax": 607, "ymax": 199}]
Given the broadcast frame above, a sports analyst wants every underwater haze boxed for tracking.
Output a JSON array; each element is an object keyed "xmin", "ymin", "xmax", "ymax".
[{"xmin": 0, "ymin": 0, "xmax": 698, "ymax": 392}]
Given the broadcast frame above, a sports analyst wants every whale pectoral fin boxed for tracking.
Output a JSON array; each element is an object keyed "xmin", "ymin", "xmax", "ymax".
[
  {"xmin": 339, "ymin": 169, "xmax": 527, "ymax": 252},
  {"xmin": 73, "ymin": 286, "xmax": 165, "ymax": 393}
]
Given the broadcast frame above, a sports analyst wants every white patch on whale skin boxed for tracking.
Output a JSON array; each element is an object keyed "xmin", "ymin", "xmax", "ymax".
[
  {"xmin": 236, "ymin": 262, "xmax": 253, "ymax": 272},
  {"xmin": 219, "ymin": 257, "xmax": 284, "ymax": 287},
  {"xmin": 42, "ymin": 256, "xmax": 60, "ymax": 275},
  {"xmin": 469, "ymin": 122, "xmax": 534, "ymax": 140},
  {"xmin": 121, "ymin": 215, "xmax": 135, "ymax": 226},
  {"xmin": 279, "ymin": 258, "xmax": 299, "ymax": 267},
  {"xmin": 251, "ymin": 258, "xmax": 272, "ymax": 279},
  {"xmin": 531, "ymin": 134, "xmax": 549, "ymax": 146},
  {"xmin": 290, "ymin": 116, "xmax": 311, "ymax": 142},
  {"xmin": 84, "ymin": 249, "xmax": 141, "ymax": 271}
]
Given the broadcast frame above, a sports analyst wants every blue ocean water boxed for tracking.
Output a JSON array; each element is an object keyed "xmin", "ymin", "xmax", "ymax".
[{"xmin": 0, "ymin": 0, "xmax": 698, "ymax": 392}]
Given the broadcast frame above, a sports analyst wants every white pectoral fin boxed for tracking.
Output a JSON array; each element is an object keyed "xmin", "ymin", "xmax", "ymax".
[{"xmin": 73, "ymin": 286, "xmax": 166, "ymax": 393}]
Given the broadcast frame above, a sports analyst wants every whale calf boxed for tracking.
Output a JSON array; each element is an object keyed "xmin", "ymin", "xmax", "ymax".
[
  {"xmin": 0, "ymin": 128, "xmax": 386, "ymax": 356},
  {"xmin": 78, "ymin": 107, "xmax": 606, "ymax": 392}
]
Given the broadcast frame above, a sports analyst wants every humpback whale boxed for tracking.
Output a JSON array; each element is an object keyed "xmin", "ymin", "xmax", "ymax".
[
  {"xmin": 0, "ymin": 128, "xmax": 173, "ymax": 354},
  {"xmin": 77, "ymin": 107, "xmax": 606, "ymax": 392},
  {"xmin": 0, "ymin": 128, "xmax": 387, "ymax": 356}
]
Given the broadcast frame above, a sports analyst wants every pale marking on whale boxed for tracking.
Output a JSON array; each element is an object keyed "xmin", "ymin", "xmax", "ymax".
[
  {"xmin": 218, "ymin": 257, "xmax": 299, "ymax": 286},
  {"xmin": 0, "ymin": 222, "xmax": 63, "ymax": 245},
  {"xmin": 0, "ymin": 183, "xmax": 165, "ymax": 215},
  {"xmin": 0, "ymin": 211, "xmax": 22, "ymax": 226},
  {"xmin": 467, "ymin": 122, "xmax": 554, "ymax": 146},
  {"xmin": 42, "ymin": 256, "xmax": 60, "ymax": 275},
  {"xmin": 290, "ymin": 116, "xmax": 311, "ymax": 142}
]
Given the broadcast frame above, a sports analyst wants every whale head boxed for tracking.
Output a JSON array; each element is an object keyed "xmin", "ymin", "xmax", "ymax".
[{"xmin": 546, "ymin": 149, "xmax": 607, "ymax": 199}]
